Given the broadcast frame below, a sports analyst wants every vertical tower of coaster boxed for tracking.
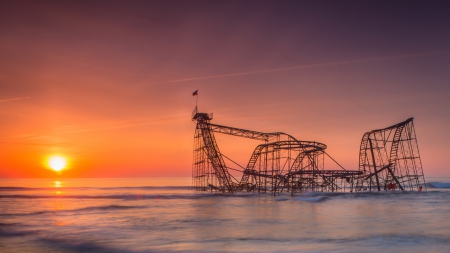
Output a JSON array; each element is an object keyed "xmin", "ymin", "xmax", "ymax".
[
  {"xmin": 192, "ymin": 107, "xmax": 234, "ymax": 192},
  {"xmin": 355, "ymin": 118, "xmax": 426, "ymax": 191}
]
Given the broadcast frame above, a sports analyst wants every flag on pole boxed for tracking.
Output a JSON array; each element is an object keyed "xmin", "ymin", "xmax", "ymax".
[{"xmin": 192, "ymin": 90, "xmax": 198, "ymax": 96}]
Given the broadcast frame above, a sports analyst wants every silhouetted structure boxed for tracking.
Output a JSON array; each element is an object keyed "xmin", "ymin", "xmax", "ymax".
[
  {"xmin": 192, "ymin": 106, "xmax": 427, "ymax": 194},
  {"xmin": 191, "ymin": 107, "xmax": 361, "ymax": 195},
  {"xmin": 355, "ymin": 118, "xmax": 426, "ymax": 191}
]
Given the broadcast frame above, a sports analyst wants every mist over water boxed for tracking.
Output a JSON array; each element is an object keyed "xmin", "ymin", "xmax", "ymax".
[{"xmin": 1, "ymin": 178, "xmax": 450, "ymax": 253}]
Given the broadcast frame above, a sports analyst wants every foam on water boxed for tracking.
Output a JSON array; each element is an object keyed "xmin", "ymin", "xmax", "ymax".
[{"xmin": 294, "ymin": 196, "xmax": 328, "ymax": 202}]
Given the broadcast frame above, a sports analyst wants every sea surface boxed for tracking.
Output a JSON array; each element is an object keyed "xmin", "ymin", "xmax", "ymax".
[{"xmin": 1, "ymin": 177, "xmax": 450, "ymax": 253}]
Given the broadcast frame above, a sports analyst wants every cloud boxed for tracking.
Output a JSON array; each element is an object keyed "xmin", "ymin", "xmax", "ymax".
[
  {"xmin": 151, "ymin": 50, "xmax": 450, "ymax": 85},
  {"xmin": 0, "ymin": 97, "xmax": 30, "ymax": 103}
]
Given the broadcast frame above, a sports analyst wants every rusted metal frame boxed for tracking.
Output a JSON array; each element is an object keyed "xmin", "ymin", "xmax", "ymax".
[
  {"xmin": 194, "ymin": 111, "xmax": 424, "ymax": 194},
  {"xmin": 382, "ymin": 128, "xmax": 393, "ymax": 147},
  {"xmin": 354, "ymin": 163, "xmax": 392, "ymax": 180},
  {"xmin": 370, "ymin": 117, "xmax": 414, "ymax": 132},
  {"xmin": 368, "ymin": 137, "xmax": 381, "ymax": 191},
  {"xmin": 199, "ymin": 122, "xmax": 234, "ymax": 192},
  {"xmin": 404, "ymin": 123, "xmax": 421, "ymax": 190},
  {"xmin": 376, "ymin": 133, "xmax": 390, "ymax": 189},
  {"xmin": 292, "ymin": 170, "xmax": 362, "ymax": 176},
  {"xmin": 408, "ymin": 127, "xmax": 423, "ymax": 190},
  {"xmin": 324, "ymin": 151, "xmax": 348, "ymax": 171},
  {"xmin": 411, "ymin": 121, "xmax": 427, "ymax": 190},
  {"xmin": 271, "ymin": 145, "xmax": 275, "ymax": 195},
  {"xmin": 385, "ymin": 165, "xmax": 404, "ymax": 190},
  {"xmin": 356, "ymin": 118, "xmax": 425, "ymax": 192},
  {"xmin": 398, "ymin": 134, "xmax": 414, "ymax": 190},
  {"xmin": 372, "ymin": 135, "xmax": 388, "ymax": 189},
  {"xmin": 388, "ymin": 124, "xmax": 406, "ymax": 188},
  {"xmin": 243, "ymin": 140, "xmax": 326, "ymax": 194},
  {"xmin": 357, "ymin": 133, "xmax": 371, "ymax": 190},
  {"xmin": 263, "ymin": 145, "xmax": 268, "ymax": 193},
  {"xmin": 241, "ymin": 145, "xmax": 264, "ymax": 184},
  {"xmin": 279, "ymin": 155, "xmax": 296, "ymax": 176},
  {"xmin": 193, "ymin": 127, "xmax": 207, "ymax": 191},
  {"xmin": 320, "ymin": 175, "xmax": 340, "ymax": 191},
  {"xmin": 274, "ymin": 151, "xmax": 298, "ymax": 193},
  {"xmin": 208, "ymin": 123, "xmax": 277, "ymax": 141}
]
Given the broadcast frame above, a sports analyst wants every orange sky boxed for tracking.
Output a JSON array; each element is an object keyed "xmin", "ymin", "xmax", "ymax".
[{"xmin": 1, "ymin": 1, "xmax": 450, "ymax": 178}]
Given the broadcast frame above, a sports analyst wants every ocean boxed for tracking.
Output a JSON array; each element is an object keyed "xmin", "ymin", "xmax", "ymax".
[{"xmin": 1, "ymin": 177, "xmax": 450, "ymax": 253}]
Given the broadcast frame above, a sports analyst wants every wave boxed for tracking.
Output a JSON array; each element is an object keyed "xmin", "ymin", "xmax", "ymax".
[
  {"xmin": 0, "ymin": 204, "xmax": 146, "ymax": 217},
  {"xmin": 1, "ymin": 189, "xmax": 445, "ymax": 203},
  {"xmin": 273, "ymin": 190, "xmax": 448, "ymax": 202},
  {"xmin": 0, "ymin": 222, "xmax": 20, "ymax": 227},
  {"xmin": 294, "ymin": 196, "xmax": 328, "ymax": 202},
  {"xmin": 427, "ymin": 182, "xmax": 450, "ymax": 188},
  {"xmin": 0, "ymin": 228, "xmax": 40, "ymax": 237},
  {"xmin": 38, "ymin": 237, "xmax": 147, "ymax": 253},
  {"xmin": 36, "ymin": 233, "xmax": 448, "ymax": 252},
  {"xmin": 3, "ymin": 231, "xmax": 449, "ymax": 252},
  {"xmin": 218, "ymin": 233, "xmax": 450, "ymax": 246}
]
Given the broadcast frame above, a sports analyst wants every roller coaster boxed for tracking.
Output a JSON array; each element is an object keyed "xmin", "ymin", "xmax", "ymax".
[
  {"xmin": 355, "ymin": 117, "xmax": 426, "ymax": 191},
  {"xmin": 191, "ymin": 107, "xmax": 426, "ymax": 194}
]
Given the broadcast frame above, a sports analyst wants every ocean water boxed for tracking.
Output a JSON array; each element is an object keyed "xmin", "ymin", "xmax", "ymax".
[{"xmin": 1, "ymin": 177, "xmax": 450, "ymax": 253}]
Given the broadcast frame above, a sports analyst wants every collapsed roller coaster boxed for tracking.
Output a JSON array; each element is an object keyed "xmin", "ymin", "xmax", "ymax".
[
  {"xmin": 355, "ymin": 117, "xmax": 426, "ymax": 191},
  {"xmin": 191, "ymin": 107, "xmax": 426, "ymax": 194}
]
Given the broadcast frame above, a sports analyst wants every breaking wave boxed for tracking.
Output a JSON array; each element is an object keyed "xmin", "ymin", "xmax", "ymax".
[
  {"xmin": 427, "ymin": 182, "xmax": 450, "ymax": 188},
  {"xmin": 294, "ymin": 196, "xmax": 328, "ymax": 202}
]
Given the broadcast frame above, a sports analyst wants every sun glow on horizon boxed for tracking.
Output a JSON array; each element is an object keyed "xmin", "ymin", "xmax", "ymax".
[{"xmin": 48, "ymin": 156, "xmax": 67, "ymax": 173}]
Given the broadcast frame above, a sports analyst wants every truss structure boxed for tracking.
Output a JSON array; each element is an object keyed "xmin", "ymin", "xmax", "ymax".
[
  {"xmin": 191, "ymin": 107, "xmax": 361, "ymax": 195},
  {"xmin": 355, "ymin": 118, "xmax": 426, "ymax": 191}
]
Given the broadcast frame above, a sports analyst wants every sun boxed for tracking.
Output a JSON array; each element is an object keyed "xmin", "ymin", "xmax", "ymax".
[{"xmin": 48, "ymin": 156, "xmax": 67, "ymax": 172}]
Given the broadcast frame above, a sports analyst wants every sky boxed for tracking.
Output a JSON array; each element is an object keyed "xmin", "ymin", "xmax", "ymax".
[{"xmin": 1, "ymin": 0, "xmax": 449, "ymax": 178}]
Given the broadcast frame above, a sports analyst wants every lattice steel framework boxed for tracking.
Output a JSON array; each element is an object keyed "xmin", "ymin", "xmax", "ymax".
[
  {"xmin": 355, "ymin": 118, "xmax": 426, "ymax": 191},
  {"xmin": 191, "ymin": 107, "xmax": 361, "ymax": 195}
]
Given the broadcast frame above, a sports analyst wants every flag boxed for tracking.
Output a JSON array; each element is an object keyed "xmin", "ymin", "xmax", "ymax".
[{"xmin": 192, "ymin": 90, "xmax": 198, "ymax": 96}]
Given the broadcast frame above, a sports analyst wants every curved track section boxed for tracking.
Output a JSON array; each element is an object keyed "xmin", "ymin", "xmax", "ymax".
[
  {"xmin": 356, "ymin": 118, "xmax": 426, "ymax": 191},
  {"xmin": 192, "ymin": 107, "xmax": 361, "ymax": 194}
]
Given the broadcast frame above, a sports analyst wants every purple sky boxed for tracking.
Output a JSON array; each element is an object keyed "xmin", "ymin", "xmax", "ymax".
[{"xmin": 1, "ymin": 0, "xmax": 449, "ymax": 177}]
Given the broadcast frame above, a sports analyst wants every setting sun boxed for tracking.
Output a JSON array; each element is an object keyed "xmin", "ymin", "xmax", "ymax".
[{"xmin": 48, "ymin": 156, "xmax": 67, "ymax": 172}]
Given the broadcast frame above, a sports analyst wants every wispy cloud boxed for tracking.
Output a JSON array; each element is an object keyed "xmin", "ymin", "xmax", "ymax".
[
  {"xmin": 151, "ymin": 50, "xmax": 450, "ymax": 85},
  {"xmin": 0, "ymin": 141, "xmax": 68, "ymax": 147},
  {"xmin": 0, "ymin": 116, "xmax": 188, "ymax": 146},
  {"xmin": 0, "ymin": 97, "xmax": 31, "ymax": 103},
  {"xmin": 56, "ymin": 114, "xmax": 191, "ymax": 134}
]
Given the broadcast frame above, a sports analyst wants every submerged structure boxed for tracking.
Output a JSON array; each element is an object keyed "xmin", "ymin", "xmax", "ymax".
[
  {"xmin": 191, "ymin": 107, "xmax": 426, "ymax": 194},
  {"xmin": 355, "ymin": 117, "xmax": 426, "ymax": 191}
]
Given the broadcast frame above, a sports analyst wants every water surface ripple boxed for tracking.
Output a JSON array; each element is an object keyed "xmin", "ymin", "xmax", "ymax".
[{"xmin": 1, "ymin": 178, "xmax": 449, "ymax": 253}]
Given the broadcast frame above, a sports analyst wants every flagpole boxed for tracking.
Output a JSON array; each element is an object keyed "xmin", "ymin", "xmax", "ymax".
[{"xmin": 193, "ymin": 89, "xmax": 199, "ymax": 110}]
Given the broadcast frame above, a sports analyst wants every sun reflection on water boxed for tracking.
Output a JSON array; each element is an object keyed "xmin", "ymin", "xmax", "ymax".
[
  {"xmin": 54, "ymin": 181, "xmax": 61, "ymax": 188},
  {"xmin": 54, "ymin": 180, "xmax": 63, "ymax": 195}
]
